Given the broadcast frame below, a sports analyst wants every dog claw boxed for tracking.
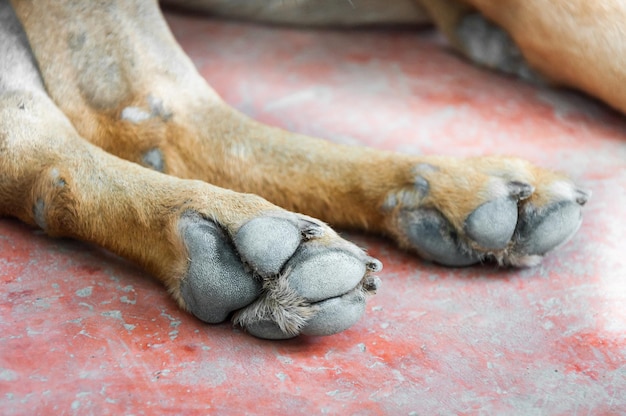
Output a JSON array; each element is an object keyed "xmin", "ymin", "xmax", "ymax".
[
  {"xmin": 298, "ymin": 218, "xmax": 325, "ymax": 239},
  {"xmin": 366, "ymin": 257, "xmax": 383, "ymax": 272},
  {"xmin": 363, "ymin": 275, "xmax": 382, "ymax": 292},
  {"xmin": 575, "ymin": 189, "xmax": 591, "ymax": 205},
  {"xmin": 508, "ymin": 181, "xmax": 534, "ymax": 200}
]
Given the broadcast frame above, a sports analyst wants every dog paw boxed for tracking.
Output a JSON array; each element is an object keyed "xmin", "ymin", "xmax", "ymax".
[
  {"xmin": 457, "ymin": 12, "xmax": 543, "ymax": 84},
  {"xmin": 177, "ymin": 212, "xmax": 381, "ymax": 339},
  {"xmin": 384, "ymin": 157, "xmax": 590, "ymax": 267}
]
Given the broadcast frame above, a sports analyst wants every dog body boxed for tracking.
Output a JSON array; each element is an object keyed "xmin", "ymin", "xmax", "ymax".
[{"xmin": 0, "ymin": 0, "xmax": 591, "ymax": 338}]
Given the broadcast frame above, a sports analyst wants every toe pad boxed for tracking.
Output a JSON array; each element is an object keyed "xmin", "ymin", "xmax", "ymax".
[
  {"xmin": 516, "ymin": 202, "xmax": 582, "ymax": 255},
  {"xmin": 402, "ymin": 209, "xmax": 479, "ymax": 267},
  {"xmin": 286, "ymin": 249, "xmax": 366, "ymax": 302},
  {"xmin": 234, "ymin": 216, "xmax": 301, "ymax": 276},
  {"xmin": 465, "ymin": 197, "xmax": 518, "ymax": 250}
]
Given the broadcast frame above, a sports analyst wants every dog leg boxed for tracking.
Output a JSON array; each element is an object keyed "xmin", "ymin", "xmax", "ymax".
[
  {"xmin": 466, "ymin": 0, "xmax": 626, "ymax": 114},
  {"xmin": 425, "ymin": 0, "xmax": 626, "ymax": 113},
  {"xmin": 0, "ymin": 93, "xmax": 381, "ymax": 339},
  {"xmin": 419, "ymin": 0, "xmax": 542, "ymax": 82},
  {"xmin": 10, "ymin": 0, "xmax": 588, "ymax": 268},
  {"xmin": 0, "ymin": 1, "xmax": 381, "ymax": 339}
]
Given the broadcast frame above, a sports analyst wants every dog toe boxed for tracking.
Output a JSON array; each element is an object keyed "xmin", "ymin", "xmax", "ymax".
[
  {"xmin": 301, "ymin": 290, "xmax": 367, "ymax": 337},
  {"xmin": 464, "ymin": 197, "xmax": 518, "ymax": 250},
  {"xmin": 234, "ymin": 216, "xmax": 301, "ymax": 276},
  {"xmin": 233, "ymin": 229, "xmax": 380, "ymax": 339},
  {"xmin": 514, "ymin": 201, "xmax": 584, "ymax": 257},
  {"xmin": 400, "ymin": 208, "xmax": 479, "ymax": 266}
]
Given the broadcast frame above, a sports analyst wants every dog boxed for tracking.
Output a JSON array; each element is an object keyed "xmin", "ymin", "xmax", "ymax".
[{"xmin": 0, "ymin": 0, "xmax": 595, "ymax": 340}]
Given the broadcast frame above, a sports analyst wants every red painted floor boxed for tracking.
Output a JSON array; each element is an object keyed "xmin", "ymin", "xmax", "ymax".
[{"xmin": 2, "ymin": 11, "xmax": 626, "ymax": 415}]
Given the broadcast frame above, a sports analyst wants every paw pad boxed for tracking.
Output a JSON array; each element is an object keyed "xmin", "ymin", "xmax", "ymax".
[
  {"xmin": 234, "ymin": 216, "xmax": 301, "ymax": 276},
  {"xmin": 515, "ymin": 201, "xmax": 583, "ymax": 256},
  {"xmin": 401, "ymin": 208, "xmax": 479, "ymax": 266},
  {"xmin": 180, "ymin": 213, "xmax": 381, "ymax": 339},
  {"xmin": 464, "ymin": 197, "xmax": 518, "ymax": 250},
  {"xmin": 388, "ymin": 159, "xmax": 589, "ymax": 267}
]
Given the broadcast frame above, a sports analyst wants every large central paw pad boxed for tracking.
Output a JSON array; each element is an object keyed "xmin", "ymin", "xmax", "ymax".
[
  {"xmin": 179, "ymin": 213, "xmax": 381, "ymax": 339},
  {"xmin": 386, "ymin": 158, "xmax": 590, "ymax": 267}
]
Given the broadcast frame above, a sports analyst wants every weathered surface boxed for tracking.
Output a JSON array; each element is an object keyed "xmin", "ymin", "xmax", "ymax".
[{"xmin": 0, "ymin": 13, "xmax": 624, "ymax": 415}]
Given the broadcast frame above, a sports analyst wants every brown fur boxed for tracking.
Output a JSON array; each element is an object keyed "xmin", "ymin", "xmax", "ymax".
[
  {"xmin": 425, "ymin": 0, "xmax": 626, "ymax": 115},
  {"xmin": 0, "ymin": 0, "xmax": 598, "ymax": 310}
]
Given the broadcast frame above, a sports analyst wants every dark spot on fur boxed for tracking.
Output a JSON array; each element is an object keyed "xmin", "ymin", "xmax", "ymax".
[
  {"xmin": 68, "ymin": 32, "xmax": 86, "ymax": 51},
  {"xmin": 142, "ymin": 148, "xmax": 165, "ymax": 172}
]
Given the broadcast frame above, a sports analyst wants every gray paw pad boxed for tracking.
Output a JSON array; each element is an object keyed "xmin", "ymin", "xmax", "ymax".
[
  {"xmin": 285, "ymin": 249, "xmax": 366, "ymax": 302},
  {"xmin": 301, "ymin": 290, "xmax": 367, "ymax": 336},
  {"xmin": 181, "ymin": 213, "xmax": 378, "ymax": 339},
  {"xmin": 244, "ymin": 290, "xmax": 367, "ymax": 340},
  {"xmin": 180, "ymin": 217, "xmax": 261, "ymax": 323},
  {"xmin": 245, "ymin": 320, "xmax": 294, "ymax": 340},
  {"xmin": 237, "ymin": 244, "xmax": 374, "ymax": 339},
  {"xmin": 516, "ymin": 202, "xmax": 582, "ymax": 255},
  {"xmin": 458, "ymin": 13, "xmax": 542, "ymax": 83},
  {"xmin": 234, "ymin": 216, "xmax": 301, "ymax": 276},
  {"xmin": 403, "ymin": 209, "xmax": 479, "ymax": 266},
  {"xmin": 465, "ymin": 197, "xmax": 518, "ymax": 249}
]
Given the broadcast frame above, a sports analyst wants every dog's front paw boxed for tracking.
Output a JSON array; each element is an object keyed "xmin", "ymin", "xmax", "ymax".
[
  {"xmin": 177, "ymin": 211, "xmax": 381, "ymax": 339},
  {"xmin": 383, "ymin": 157, "xmax": 589, "ymax": 267}
]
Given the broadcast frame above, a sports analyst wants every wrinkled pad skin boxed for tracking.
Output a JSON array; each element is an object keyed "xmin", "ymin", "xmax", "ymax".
[
  {"xmin": 245, "ymin": 290, "xmax": 367, "ymax": 340},
  {"xmin": 180, "ymin": 217, "xmax": 261, "ymax": 323},
  {"xmin": 245, "ymin": 320, "xmax": 290, "ymax": 340}
]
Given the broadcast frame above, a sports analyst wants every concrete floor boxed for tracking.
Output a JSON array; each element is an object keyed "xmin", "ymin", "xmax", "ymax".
[{"xmin": 1, "ymin": 11, "xmax": 625, "ymax": 415}]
